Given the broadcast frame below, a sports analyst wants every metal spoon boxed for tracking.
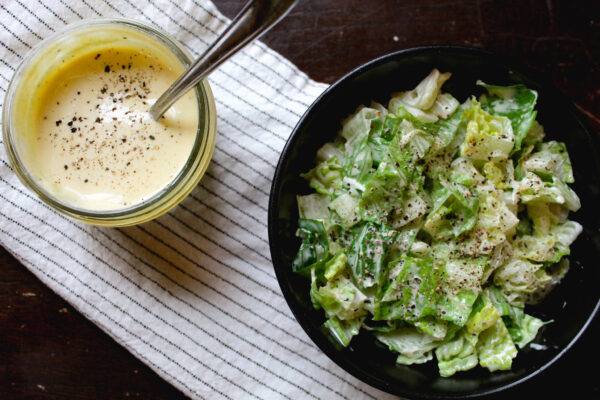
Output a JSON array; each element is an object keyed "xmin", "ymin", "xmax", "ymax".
[{"xmin": 149, "ymin": 0, "xmax": 298, "ymax": 120}]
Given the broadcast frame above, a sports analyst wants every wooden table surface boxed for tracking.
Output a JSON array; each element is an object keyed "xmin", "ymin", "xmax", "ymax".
[{"xmin": 2, "ymin": 0, "xmax": 599, "ymax": 398}]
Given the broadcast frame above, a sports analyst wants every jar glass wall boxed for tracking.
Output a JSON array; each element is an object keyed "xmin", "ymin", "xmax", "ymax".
[{"xmin": 2, "ymin": 18, "xmax": 217, "ymax": 226}]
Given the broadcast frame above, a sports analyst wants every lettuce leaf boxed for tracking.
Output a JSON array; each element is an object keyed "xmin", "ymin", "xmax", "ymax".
[
  {"xmin": 517, "ymin": 172, "xmax": 581, "ymax": 212},
  {"xmin": 423, "ymin": 180, "xmax": 479, "ymax": 240},
  {"xmin": 375, "ymin": 256, "xmax": 442, "ymax": 321},
  {"xmin": 395, "ymin": 69, "xmax": 452, "ymax": 111},
  {"xmin": 323, "ymin": 316, "xmax": 363, "ymax": 347},
  {"xmin": 375, "ymin": 327, "xmax": 440, "ymax": 365},
  {"xmin": 347, "ymin": 221, "xmax": 397, "ymax": 289},
  {"xmin": 465, "ymin": 295, "xmax": 501, "ymax": 334},
  {"xmin": 438, "ymin": 258, "xmax": 485, "ymax": 326},
  {"xmin": 329, "ymin": 193, "xmax": 361, "ymax": 228},
  {"xmin": 297, "ymin": 193, "xmax": 331, "ymax": 225},
  {"xmin": 293, "ymin": 219, "xmax": 329, "ymax": 276},
  {"xmin": 478, "ymin": 82, "xmax": 538, "ymax": 153},
  {"xmin": 485, "ymin": 287, "xmax": 544, "ymax": 348},
  {"xmin": 311, "ymin": 271, "xmax": 368, "ymax": 321},
  {"xmin": 368, "ymin": 114, "xmax": 401, "ymax": 166},
  {"xmin": 301, "ymin": 157, "xmax": 342, "ymax": 196},
  {"xmin": 459, "ymin": 99, "xmax": 515, "ymax": 162},
  {"xmin": 436, "ymin": 328, "xmax": 479, "ymax": 376},
  {"xmin": 521, "ymin": 141, "xmax": 574, "ymax": 183},
  {"xmin": 477, "ymin": 318, "xmax": 518, "ymax": 372},
  {"xmin": 493, "ymin": 257, "xmax": 570, "ymax": 306}
]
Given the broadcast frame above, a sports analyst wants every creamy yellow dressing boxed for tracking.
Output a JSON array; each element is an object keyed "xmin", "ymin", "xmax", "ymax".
[{"xmin": 17, "ymin": 30, "xmax": 198, "ymax": 211}]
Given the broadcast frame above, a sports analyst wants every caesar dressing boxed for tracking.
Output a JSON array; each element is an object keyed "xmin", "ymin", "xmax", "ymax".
[{"xmin": 23, "ymin": 44, "xmax": 197, "ymax": 210}]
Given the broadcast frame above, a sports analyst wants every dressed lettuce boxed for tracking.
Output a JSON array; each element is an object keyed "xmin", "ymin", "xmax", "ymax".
[{"xmin": 294, "ymin": 69, "xmax": 581, "ymax": 376}]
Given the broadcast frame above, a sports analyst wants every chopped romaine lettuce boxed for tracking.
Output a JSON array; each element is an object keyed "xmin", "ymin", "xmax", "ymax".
[
  {"xmin": 423, "ymin": 180, "xmax": 479, "ymax": 240},
  {"xmin": 293, "ymin": 219, "xmax": 329, "ymax": 276},
  {"xmin": 375, "ymin": 327, "xmax": 440, "ymax": 365},
  {"xmin": 436, "ymin": 328, "xmax": 479, "ymax": 377},
  {"xmin": 459, "ymin": 99, "xmax": 515, "ymax": 162},
  {"xmin": 346, "ymin": 221, "xmax": 397, "ymax": 289},
  {"xmin": 477, "ymin": 318, "xmax": 518, "ymax": 372},
  {"xmin": 478, "ymin": 82, "xmax": 538, "ymax": 153},
  {"xmin": 294, "ymin": 69, "xmax": 581, "ymax": 377},
  {"xmin": 323, "ymin": 316, "xmax": 363, "ymax": 347},
  {"xmin": 301, "ymin": 157, "xmax": 342, "ymax": 196}
]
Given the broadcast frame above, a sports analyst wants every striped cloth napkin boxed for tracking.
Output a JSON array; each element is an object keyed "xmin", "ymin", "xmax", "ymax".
[{"xmin": 0, "ymin": 1, "xmax": 397, "ymax": 399}]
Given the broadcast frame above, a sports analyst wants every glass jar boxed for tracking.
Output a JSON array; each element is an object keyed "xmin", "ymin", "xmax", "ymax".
[{"xmin": 2, "ymin": 18, "xmax": 217, "ymax": 227}]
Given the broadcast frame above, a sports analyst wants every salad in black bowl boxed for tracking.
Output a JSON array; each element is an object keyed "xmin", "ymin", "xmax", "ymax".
[{"xmin": 268, "ymin": 46, "xmax": 600, "ymax": 399}]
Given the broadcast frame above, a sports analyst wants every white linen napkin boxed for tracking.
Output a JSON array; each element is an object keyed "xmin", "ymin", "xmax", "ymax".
[{"xmin": 0, "ymin": 1, "xmax": 398, "ymax": 398}]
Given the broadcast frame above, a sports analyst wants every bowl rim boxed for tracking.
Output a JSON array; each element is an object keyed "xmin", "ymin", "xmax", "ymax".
[{"xmin": 268, "ymin": 45, "xmax": 600, "ymax": 399}]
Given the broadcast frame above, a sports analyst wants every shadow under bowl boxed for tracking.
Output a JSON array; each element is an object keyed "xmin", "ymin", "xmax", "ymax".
[{"xmin": 268, "ymin": 46, "xmax": 600, "ymax": 399}]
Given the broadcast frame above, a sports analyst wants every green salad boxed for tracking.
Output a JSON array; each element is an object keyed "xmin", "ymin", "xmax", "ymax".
[{"xmin": 293, "ymin": 69, "xmax": 582, "ymax": 376}]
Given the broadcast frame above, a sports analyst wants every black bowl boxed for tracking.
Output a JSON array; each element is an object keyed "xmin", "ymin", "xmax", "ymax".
[{"xmin": 268, "ymin": 46, "xmax": 600, "ymax": 399}]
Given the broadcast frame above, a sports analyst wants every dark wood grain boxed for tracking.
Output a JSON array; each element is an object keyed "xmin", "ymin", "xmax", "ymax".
[{"xmin": 1, "ymin": 0, "xmax": 599, "ymax": 398}]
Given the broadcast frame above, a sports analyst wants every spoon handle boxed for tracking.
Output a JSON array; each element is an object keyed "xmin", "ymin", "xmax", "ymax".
[{"xmin": 149, "ymin": 0, "xmax": 298, "ymax": 120}]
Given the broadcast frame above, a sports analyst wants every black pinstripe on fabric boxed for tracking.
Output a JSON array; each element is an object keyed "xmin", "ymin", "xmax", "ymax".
[
  {"xmin": 77, "ymin": 0, "xmax": 102, "ymax": 16},
  {"xmin": 0, "ymin": 21, "xmax": 32, "ymax": 48},
  {"xmin": 0, "ymin": 58, "xmax": 16, "ymax": 73},
  {"xmin": 214, "ymin": 142, "xmax": 274, "ymax": 180},
  {"xmin": 34, "ymin": 0, "xmax": 67, "ymax": 24},
  {"xmin": 0, "ymin": 40, "xmax": 25, "ymax": 60},
  {"xmin": 191, "ymin": 190, "xmax": 267, "ymax": 228},
  {"xmin": 213, "ymin": 115, "xmax": 281, "ymax": 164},
  {"xmin": 2, "ymin": 0, "xmax": 54, "ymax": 32},
  {"xmin": 211, "ymin": 98, "xmax": 287, "ymax": 149},
  {"xmin": 179, "ymin": 201, "xmax": 269, "ymax": 246},
  {"xmin": 0, "ymin": 3, "xmax": 46, "ymax": 39},
  {"xmin": 213, "ymin": 145, "xmax": 273, "ymax": 182},
  {"xmin": 214, "ymin": 143, "xmax": 273, "ymax": 181},
  {"xmin": 206, "ymin": 159, "xmax": 270, "ymax": 199},
  {"xmin": 166, "ymin": 210, "xmax": 274, "ymax": 274},
  {"xmin": 209, "ymin": 160, "xmax": 271, "ymax": 198},
  {"xmin": 142, "ymin": 220, "xmax": 279, "ymax": 296},
  {"xmin": 203, "ymin": 171, "xmax": 268, "ymax": 213},
  {"xmin": 172, "ymin": 203, "xmax": 271, "ymax": 262},
  {"xmin": 57, "ymin": 0, "xmax": 84, "ymax": 19}
]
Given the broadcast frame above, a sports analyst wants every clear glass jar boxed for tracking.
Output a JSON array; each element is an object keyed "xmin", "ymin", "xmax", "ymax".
[{"xmin": 2, "ymin": 18, "xmax": 217, "ymax": 227}]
